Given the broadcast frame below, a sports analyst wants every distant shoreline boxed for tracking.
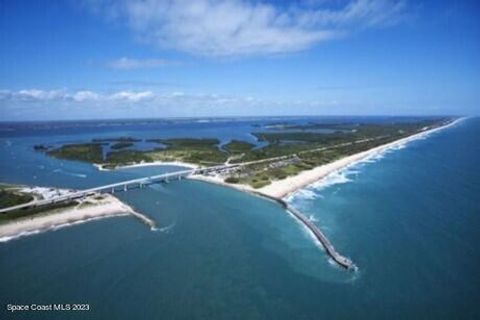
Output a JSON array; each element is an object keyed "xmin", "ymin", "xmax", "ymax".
[
  {"xmin": 188, "ymin": 117, "xmax": 463, "ymax": 270},
  {"xmin": 91, "ymin": 117, "xmax": 465, "ymax": 201},
  {"xmin": 0, "ymin": 118, "xmax": 463, "ymax": 257},
  {"xmin": 190, "ymin": 117, "xmax": 465, "ymax": 200},
  {"xmin": 258, "ymin": 117, "xmax": 465, "ymax": 199},
  {"xmin": 94, "ymin": 161, "xmax": 199, "ymax": 171}
]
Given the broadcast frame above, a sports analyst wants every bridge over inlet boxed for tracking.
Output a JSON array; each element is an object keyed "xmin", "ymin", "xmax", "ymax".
[
  {"xmin": 0, "ymin": 134, "xmax": 393, "ymax": 215},
  {"xmin": 0, "ymin": 158, "xmax": 356, "ymax": 271},
  {"xmin": 0, "ymin": 164, "xmax": 239, "ymax": 214}
]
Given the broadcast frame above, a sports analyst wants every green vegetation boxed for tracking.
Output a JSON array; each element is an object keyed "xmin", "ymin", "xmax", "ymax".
[
  {"xmin": 227, "ymin": 118, "xmax": 451, "ymax": 187},
  {"xmin": 224, "ymin": 177, "xmax": 240, "ymax": 184},
  {"xmin": 47, "ymin": 143, "xmax": 104, "ymax": 163},
  {"xmin": 106, "ymin": 150, "xmax": 153, "ymax": 167},
  {"xmin": 110, "ymin": 142, "xmax": 134, "ymax": 150},
  {"xmin": 223, "ymin": 140, "xmax": 255, "ymax": 154},
  {"xmin": 33, "ymin": 144, "xmax": 50, "ymax": 151},
  {"xmin": 92, "ymin": 137, "xmax": 141, "ymax": 142},
  {"xmin": 0, "ymin": 185, "xmax": 78, "ymax": 224},
  {"xmin": 146, "ymin": 138, "xmax": 228, "ymax": 165},
  {"xmin": 281, "ymin": 122, "xmax": 356, "ymax": 130},
  {"xmin": 0, "ymin": 189, "xmax": 33, "ymax": 209},
  {"xmin": 0, "ymin": 201, "xmax": 76, "ymax": 225},
  {"xmin": 249, "ymin": 174, "xmax": 271, "ymax": 189},
  {"xmin": 150, "ymin": 138, "xmax": 219, "ymax": 147},
  {"xmin": 38, "ymin": 118, "xmax": 453, "ymax": 188}
]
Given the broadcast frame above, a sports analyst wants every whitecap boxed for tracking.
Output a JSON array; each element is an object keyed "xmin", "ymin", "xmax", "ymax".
[
  {"xmin": 310, "ymin": 170, "xmax": 352, "ymax": 191},
  {"xmin": 288, "ymin": 119, "xmax": 465, "ymax": 203},
  {"xmin": 295, "ymin": 189, "xmax": 317, "ymax": 200}
]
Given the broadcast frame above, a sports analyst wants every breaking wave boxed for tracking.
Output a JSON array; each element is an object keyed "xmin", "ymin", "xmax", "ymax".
[
  {"xmin": 288, "ymin": 130, "xmax": 436, "ymax": 203},
  {"xmin": 310, "ymin": 170, "xmax": 353, "ymax": 191},
  {"xmin": 292, "ymin": 189, "xmax": 318, "ymax": 200}
]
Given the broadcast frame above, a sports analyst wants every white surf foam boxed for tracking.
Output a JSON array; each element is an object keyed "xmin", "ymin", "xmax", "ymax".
[
  {"xmin": 157, "ymin": 222, "xmax": 176, "ymax": 233},
  {"xmin": 288, "ymin": 129, "xmax": 426, "ymax": 202},
  {"xmin": 0, "ymin": 213, "xmax": 129, "ymax": 243},
  {"xmin": 310, "ymin": 170, "xmax": 352, "ymax": 191},
  {"xmin": 293, "ymin": 189, "xmax": 318, "ymax": 200}
]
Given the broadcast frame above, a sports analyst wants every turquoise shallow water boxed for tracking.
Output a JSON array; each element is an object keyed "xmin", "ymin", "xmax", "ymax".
[{"xmin": 0, "ymin": 117, "xmax": 479, "ymax": 319}]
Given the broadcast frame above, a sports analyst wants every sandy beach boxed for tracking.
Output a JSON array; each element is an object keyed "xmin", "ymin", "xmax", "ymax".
[
  {"xmin": 189, "ymin": 174, "xmax": 256, "ymax": 194},
  {"xmin": 190, "ymin": 118, "xmax": 464, "ymax": 200},
  {"xmin": 16, "ymin": 116, "xmax": 457, "ymax": 244},
  {"xmin": 89, "ymin": 118, "xmax": 464, "ymax": 203},
  {"xmin": 94, "ymin": 160, "xmax": 199, "ymax": 171},
  {"xmin": 257, "ymin": 118, "xmax": 465, "ymax": 199},
  {"xmin": 0, "ymin": 194, "xmax": 153, "ymax": 242}
]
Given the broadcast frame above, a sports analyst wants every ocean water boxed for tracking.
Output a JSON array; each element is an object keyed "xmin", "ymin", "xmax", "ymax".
[{"xmin": 0, "ymin": 117, "xmax": 479, "ymax": 319}]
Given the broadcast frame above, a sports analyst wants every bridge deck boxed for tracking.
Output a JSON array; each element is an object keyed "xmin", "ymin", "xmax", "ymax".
[
  {"xmin": 0, "ymin": 164, "xmax": 238, "ymax": 214},
  {"xmin": 0, "ymin": 162, "xmax": 356, "ymax": 271}
]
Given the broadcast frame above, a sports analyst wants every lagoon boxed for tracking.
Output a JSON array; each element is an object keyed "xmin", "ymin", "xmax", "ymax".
[{"xmin": 1, "ymin": 117, "xmax": 479, "ymax": 319}]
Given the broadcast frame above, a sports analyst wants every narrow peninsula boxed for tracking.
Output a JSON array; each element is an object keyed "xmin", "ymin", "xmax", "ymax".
[
  {"xmin": 0, "ymin": 185, "xmax": 155, "ymax": 241},
  {"xmin": 10, "ymin": 117, "xmax": 461, "ymax": 269}
]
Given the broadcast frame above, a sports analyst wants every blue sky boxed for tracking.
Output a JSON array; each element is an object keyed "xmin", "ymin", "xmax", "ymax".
[{"xmin": 0, "ymin": 0, "xmax": 479, "ymax": 120}]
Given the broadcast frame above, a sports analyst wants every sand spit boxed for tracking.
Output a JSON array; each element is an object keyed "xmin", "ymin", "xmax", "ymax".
[{"xmin": 0, "ymin": 193, "xmax": 156, "ymax": 242}]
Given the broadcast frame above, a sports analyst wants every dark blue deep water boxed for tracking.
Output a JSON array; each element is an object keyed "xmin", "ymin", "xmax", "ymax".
[{"xmin": 0, "ymin": 117, "xmax": 478, "ymax": 319}]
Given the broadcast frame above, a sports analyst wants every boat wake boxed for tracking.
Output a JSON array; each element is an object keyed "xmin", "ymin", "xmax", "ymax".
[
  {"xmin": 157, "ymin": 222, "xmax": 176, "ymax": 233},
  {"xmin": 53, "ymin": 168, "xmax": 87, "ymax": 178}
]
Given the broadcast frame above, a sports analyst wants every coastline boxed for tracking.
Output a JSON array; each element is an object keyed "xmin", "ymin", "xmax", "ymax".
[
  {"xmin": 258, "ymin": 117, "xmax": 465, "ymax": 199},
  {"xmin": 90, "ymin": 117, "xmax": 465, "ymax": 202},
  {"xmin": 94, "ymin": 160, "xmax": 199, "ymax": 171},
  {"xmin": 189, "ymin": 118, "xmax": 464, "ymax": 200},
  {"xmin": 0, "ymin": 117, "xmax": 462, "ymax": 266},
  {"xmin": 188, "ymin": 118, "xmax": 463, "ymax": 270},
  {"xmin": 0, "ymin": 194, "xmax": 155, "ymax": 242}
]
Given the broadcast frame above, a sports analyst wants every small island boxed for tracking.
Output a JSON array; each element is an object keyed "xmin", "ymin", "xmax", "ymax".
[{"xmin": 7, "ymin": 117, "xmax": 462, "ymax": 269}]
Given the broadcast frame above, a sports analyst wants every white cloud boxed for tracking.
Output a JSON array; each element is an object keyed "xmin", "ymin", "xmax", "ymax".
[
  {"xmin": 85, "ymin": 0, "xmax": 406, "ymax": 57},
  {"xmin": 108, "ymin": 90, "xmax": 154, "ymax": 101},
  {"xmin": 72, "ymin": 90, "xmax": 101, "ymax": 102},
  {"xmin": 0, "ymin": 89, "xmax": 154, "ymax": 103},
  {"xmin": 107, "ymin": 57, "xmax": 176, "ymax": 69},
  {"xmin": 0, "ymin": 88, "xmax": 339, "ymax": 111},
  {"xmin": 1, "ymin": 87, "xmax": 349, "ymax": 119},
  {"xmin": 16, "ymin": 89, "xmax": 67, "ymax": 101}
]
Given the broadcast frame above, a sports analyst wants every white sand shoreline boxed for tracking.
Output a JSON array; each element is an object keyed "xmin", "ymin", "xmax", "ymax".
[
  {"xmin": 259, "ymin": 117, "xmax": 465, "ymax": 199},
  {"xmin": 94, "ymin": 160, "xmax": 198, "ymax": 171},
  {"xmin": 0, "ymin": 118, "xmax": 463, "ymax": 244},
  {"xmin": 190, "ymin": 118, "xmax": 465, "ymax": 200},
  {"xmin": 0, "ymin": 193, "xmax": 155, "ymax": 242}
]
